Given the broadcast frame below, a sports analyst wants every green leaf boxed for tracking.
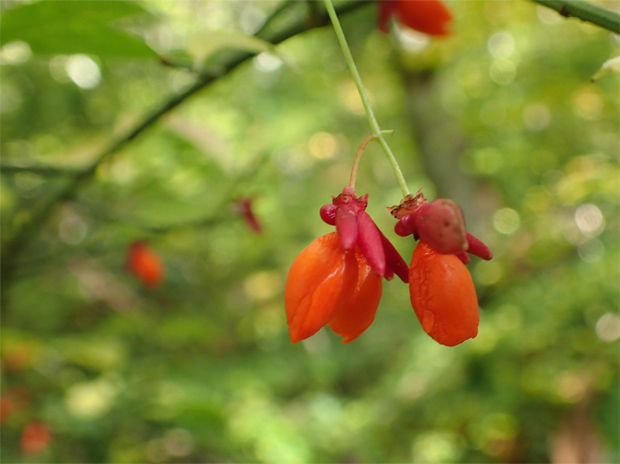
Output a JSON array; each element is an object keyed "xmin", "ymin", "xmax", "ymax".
[
  {"xmin": 187, "ymin": 30, "xmax": 296, "ymax": 70},
  {"xmin": 0, "ymin": 0, "xmax": 157, "ymax": 59}
]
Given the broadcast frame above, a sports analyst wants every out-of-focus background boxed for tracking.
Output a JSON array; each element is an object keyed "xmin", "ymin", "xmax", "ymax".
[{"xmin": 1, "ymin": 1, "xmax": 618, "ymax": 462}]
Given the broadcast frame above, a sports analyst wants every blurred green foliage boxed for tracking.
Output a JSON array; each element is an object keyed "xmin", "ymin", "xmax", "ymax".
[{"xmin": 1, "ymin": 1, "xmax": 618, "ymax": 463}]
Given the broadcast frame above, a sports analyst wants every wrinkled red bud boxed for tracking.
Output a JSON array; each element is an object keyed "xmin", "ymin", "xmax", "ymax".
[
  {"xmin": 391, "ymin": 192, "xmax": 492, "ymax": 263},
  {"xmin": 415, "ymin": 199, "xmax": 468, "ymax": 255},
  {"xmin": 409, "ymin": 242, "xmax": 479, "ymax": 346}
]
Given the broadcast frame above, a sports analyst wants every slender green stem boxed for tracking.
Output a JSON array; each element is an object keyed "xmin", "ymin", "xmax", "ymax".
[
  {"xmin": 323, "ymin": 0, "xmax": 410, "ymax": 197},
  {"xmin": 531, "ymin": 0, "xmax": 620, "ymax": 33}
]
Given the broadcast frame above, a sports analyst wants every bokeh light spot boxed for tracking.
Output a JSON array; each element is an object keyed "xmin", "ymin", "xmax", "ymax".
[
  {"xmin": 487, "ymin": 32, "xmax": 515, "ymax": 59},
  {"xmin": 573, "ymin": 89, "xmax": 603, "ymax": 120},
  {"xmin": 475, "ymin": 259, "xmax": 504, "ymax": 286},
  {"xmin": 574, "ymin": 203, "xmax": 605, "ymax": 237},
  {"xmin": 308, "ymin": 132, "xmax": 337, "ymax": 159},
  {"xmin": 595, "ymin": 312, "xmax": 620, "ymax": 342},
  {"xmin": 0, "ymin": 40, "xmax": 32, "ymax": 64},
  {"xmin": 59, "ymin": 215, "xmax": 88, "ymax": 245},
  {"xmin": 412, "ymin": 431, "xmax": 463, "ymax": 463},
  {"xmin": 65, "ymin": 379, "xmax": 117, "ymax": 418},
  {"xmin": 489, "ymin": 59, "xmax": 516, "ymax": 85},
  {"xmin": 523, "ymin": 103, "xmax": 550, "ymax": 131},
  {"xmin": 493, "ymin": 208, "xmax": 521, "ymax": 234},
  {"xmin": 243, "ymin": 271, "xmax": 283, "ymax": 301},
  {"xmin": 254, "ymin": 52, "xmax": 282, "ymax": 73},
  {"xmin": 66, "ymin": 54, "xmax": 101, "ymax": 89}
]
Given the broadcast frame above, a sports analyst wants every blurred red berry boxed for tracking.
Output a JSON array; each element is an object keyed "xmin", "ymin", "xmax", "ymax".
[
  {"xmin": 379, "ymin": 0, "xmax": 453, "ymax": 36},
  {"xmin": 127, "ymin": 241, "xmax": 165, "ymax": 288},
  {"xmin": 21, "ymin": 422, "xmax": 51, "ymax": 454},
  {"xmin": 409, "ymin": 242, "xmax": 479, "ymax": 346},
  {"xmin": 1, "ymin": 387, "xmax": 31, "ymax": 423},
  {"xmin": 0, "ymin": 397, "xmax": 13, "ymax": 424}
]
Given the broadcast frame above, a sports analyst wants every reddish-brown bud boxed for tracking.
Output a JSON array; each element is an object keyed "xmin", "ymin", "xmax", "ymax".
[{"xmin": 414, "ymin": 199, "xmax": 468, "ymax": 255}]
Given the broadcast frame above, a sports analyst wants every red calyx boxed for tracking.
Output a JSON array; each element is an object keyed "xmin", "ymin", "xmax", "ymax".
[
  {"xmin": 320, "ymin": 187, "xmax": 409, "ymax": 283},
  {"xmin": 391, "ymin": 191, "xmax": 492, "ymax": 263}
]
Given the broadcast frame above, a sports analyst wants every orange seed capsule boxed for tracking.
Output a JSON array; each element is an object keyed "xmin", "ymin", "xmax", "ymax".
[
  {"xmin": 328, "ymin": 247, "xmax": 383, "ymax": 343},
  {"xmin": 285, "ymin": 232, "xmax": 358, "ymax": 343},
  {"xmin": 409, "ymin": 242, "xmax": 479, "ymax": 346}
]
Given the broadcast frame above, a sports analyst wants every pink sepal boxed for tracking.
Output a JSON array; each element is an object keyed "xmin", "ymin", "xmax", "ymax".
[
  {"xmin": 466, "ymin": 232, "xmax": 493, "ymax": 260},
  {"xmin": 357, "ymin": 211, "xmax": 386, "ymax": 277}
]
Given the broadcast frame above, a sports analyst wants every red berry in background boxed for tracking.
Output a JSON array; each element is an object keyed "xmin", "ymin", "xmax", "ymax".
[
  {"xmin": 127, "ymin": 241, "xmax": 164, "ymax": 288},
  {"xmin": 21, "ymin": 422, "xmax": 51, "ymax": 454},
  {"xmin": 409, "ymin": 242, "xmax": 479, "ymax": 346},
  {"xmin": 0, "ymin": 387, "xmax": 31, "ymax": 424},
  {"xmin": 0, "ymin": 397, "xmax": 13, "ymax": 424},
  {"xmin": 379, "ymin": 0, "xmax": 453, "ymax": 36}
]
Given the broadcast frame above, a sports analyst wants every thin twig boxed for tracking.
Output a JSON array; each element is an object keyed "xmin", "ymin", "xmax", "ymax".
[{"xmin": 531, "ymin": 0, "xmax": 620, "ymax": 33}]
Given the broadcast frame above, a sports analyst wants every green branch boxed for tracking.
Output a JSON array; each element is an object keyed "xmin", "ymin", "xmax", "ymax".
[
  {"xmin": 0, "ymin": 163, "xmax": 89, "ymax": 176},
  {"xmin": 531, "ymin": 0, "xmax": 620, "ymax": 33},
  {"xmin": 0, "ymin": 0, "xmax": 373, "ymax": 291}
]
